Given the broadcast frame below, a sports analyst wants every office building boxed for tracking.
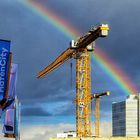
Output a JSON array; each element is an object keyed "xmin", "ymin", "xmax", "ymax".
[{"xmin": 112, "ymin": 95, "xmax": 139, "ymax": 136}]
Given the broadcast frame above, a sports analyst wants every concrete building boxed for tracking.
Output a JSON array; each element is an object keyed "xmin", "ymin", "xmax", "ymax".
[{"xmin": 112, "ymin": 95, "xmax": 139, "ymax": 136}]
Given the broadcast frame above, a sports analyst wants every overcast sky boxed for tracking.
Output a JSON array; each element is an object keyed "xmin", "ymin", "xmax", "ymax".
[{"xmin": 0, "ymin": 0, "xmax": 140, "ymax": 139}]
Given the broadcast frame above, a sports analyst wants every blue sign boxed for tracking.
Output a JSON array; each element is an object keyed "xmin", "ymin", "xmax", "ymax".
[{"xmin": 0, "ymin": 40, "xmax": 10, "ymax": 100}]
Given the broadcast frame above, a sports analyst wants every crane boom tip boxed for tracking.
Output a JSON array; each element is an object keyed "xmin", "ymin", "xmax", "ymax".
[{"xmin": 37, "ymin": 74, "xmax": 42, "ymax": 79}]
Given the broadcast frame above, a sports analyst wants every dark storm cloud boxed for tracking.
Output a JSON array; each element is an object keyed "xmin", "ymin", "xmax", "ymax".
[
  {"xmin": 53, "ymin": 102, "xmax": 75, "ymax": 116},
  {"xmin": 0, "ymin": 0, "xmax": 140, "ymax": 118},
  {"xmin": 39, "ymin": 0, "xmax": 140, "ymax": 92},
  {"xmin": 21, "ymin": 100, "xmax": 75, "ymax": 117},
  {"xmin": 22, "ymin": 106, "xmax": 51, "ymax": 116},
  {"xmin": 0, "ymin": 1, "xmax": 73, "ymax": 104}
]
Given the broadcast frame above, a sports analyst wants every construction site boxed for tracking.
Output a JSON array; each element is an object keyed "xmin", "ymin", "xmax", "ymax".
[
  {"xmin": 1, "ymin": 23, "xmax": 140, "ymax": 140},
  {"xmin": 0, "ymin": 0, "xmax": 140, "ymax": 140},
  {"xmin": 37, "ymin": 25, "xmax": 140, "ymax": 140}
]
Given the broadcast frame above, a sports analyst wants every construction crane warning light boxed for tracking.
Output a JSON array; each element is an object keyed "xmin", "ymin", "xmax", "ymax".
[
  {"xmin": 106, "ymin": 91, "xmax": 110, "ymax": 96},
  {"xmin": 92, "ymin": 91, "xmax": 110, "ymax": 99}
]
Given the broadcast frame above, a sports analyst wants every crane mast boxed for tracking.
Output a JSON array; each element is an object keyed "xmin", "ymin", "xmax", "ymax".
[
  {"xmin": 76, "ymin": 48, "xmax": 91, "ymax": 136},
  {"xmin": 95, "ymin": 97, "xmax": 100, "ymax": 137},
  {"xmin": 37, "ymin": 24, "xmax": 109, "ymax": 137}
]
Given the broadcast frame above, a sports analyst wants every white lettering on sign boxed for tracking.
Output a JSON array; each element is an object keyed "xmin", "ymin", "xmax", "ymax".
[{"xmin": 0, "ymin": 48, "xmax": 8, "ymax": 93}]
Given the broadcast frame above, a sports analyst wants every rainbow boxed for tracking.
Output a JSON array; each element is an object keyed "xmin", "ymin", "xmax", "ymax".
[
  {"xmin": 20, "ymin": 0, "xmax": 80, "ymax": 39},
  {"xmin": 92, "ymin": 49, "xmax": 138, "ymax": 95},
  {"xmin": 20, "ymin": 0, "xmax": 138, "ymax": 95}
]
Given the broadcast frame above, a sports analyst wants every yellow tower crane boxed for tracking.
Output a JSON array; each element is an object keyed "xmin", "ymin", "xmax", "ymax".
[
  {"xmin": 37, "ymin": 24, "xmax": 109, "ymax": 137},
  {"xmin": 91, "ymin": 91, "xmax": 110, "ymax": 137}
]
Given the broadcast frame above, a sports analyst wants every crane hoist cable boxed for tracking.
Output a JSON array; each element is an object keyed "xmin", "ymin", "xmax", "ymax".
[{"xmin": 70, "ymin": 62, "xmax": 73, "ymax": 94}]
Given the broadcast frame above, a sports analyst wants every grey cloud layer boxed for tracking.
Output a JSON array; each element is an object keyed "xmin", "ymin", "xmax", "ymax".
[{"xmin": 0, "ymin": 0, "xmax": 139, "ymax": 117}]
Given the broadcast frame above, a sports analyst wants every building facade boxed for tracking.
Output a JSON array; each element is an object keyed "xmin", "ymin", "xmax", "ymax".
[{"xmin": 112, "ymin": 95, "xmax": 139, "ymax": 136}]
